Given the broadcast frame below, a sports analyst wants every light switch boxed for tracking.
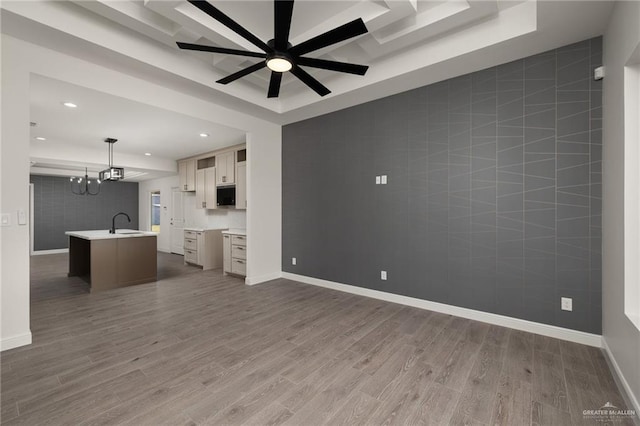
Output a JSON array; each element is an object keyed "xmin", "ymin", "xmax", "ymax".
[
  {"xmin": 18, "ymin": 210, "xmax": 27, "ymax": 225},
  {"xmin": 375, "ymin": 176, "xmax": 381, "ymax": 185},
  {"xmin": 1, "ymin": 213, "xmax": 10, "ymax": 226},
  {"xmin": 561, "ymin": 297, "xmax": 573, "ymax": 311},
  {"xmin": 381, "ymin": 175, "xmax": 388, "ymax": 184}
]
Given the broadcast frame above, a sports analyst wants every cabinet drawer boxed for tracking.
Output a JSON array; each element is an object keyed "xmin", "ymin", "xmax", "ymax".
[
  {"xmin": 231, "ymin": 235, "xmax": 246, "ymax": 246},
  {"xmin": 184, "ymin": 249, "xmax": 198, "ymax": 264},
  {"xmin": 231, "ymin": 244, "xmax": 246, "ymax": 260},
  {"xmin": 184, "ymin": 230, "xmax": 197, "ymax": 239},
  {"xmin": 184, "ymin": 238, "xmax": 197, "ymax": 250},
  {"xmin": 231, "ymin": 259, "xmax": 246, "ymax": 276}
]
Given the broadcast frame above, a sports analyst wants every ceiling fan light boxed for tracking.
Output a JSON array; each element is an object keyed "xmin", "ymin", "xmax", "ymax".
[{"xmin": 266, "ymin": 57, "xmax": 292, "ymax": 72}]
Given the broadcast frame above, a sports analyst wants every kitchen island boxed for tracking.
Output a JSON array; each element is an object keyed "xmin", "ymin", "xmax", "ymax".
[{"xmin": 66, "ymin": 230, "xmax": 158, "ymax": 292}]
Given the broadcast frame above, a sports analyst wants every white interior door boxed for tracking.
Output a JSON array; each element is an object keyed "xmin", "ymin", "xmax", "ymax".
[{"xmin": 170, "ymin": 188, "xmax": 185, "ymax": 255}]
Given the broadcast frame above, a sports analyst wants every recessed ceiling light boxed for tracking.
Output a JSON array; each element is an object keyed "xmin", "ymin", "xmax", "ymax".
[
  {"xmin": 144, "ymin": 152, "xmax": 152, "ymax": 156},
  {"xmin": 35, "ymin": 137, "xmax": 46, "ymax": 141},
  {"xmin": 62, "ymin": 102, "xmax": 78, "ymax": 108},
  {"xmin": 199, "ymin": 133, "xmax": 209, "ymax": 138}
]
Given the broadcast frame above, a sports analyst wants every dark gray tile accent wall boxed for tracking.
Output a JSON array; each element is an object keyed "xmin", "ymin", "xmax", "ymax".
[
  {"xmin": 282, "ymin": 37, "xmax": 602, "ymax": 334},
  {"xmin": 31, "ymin": 175, "xmax": 139, "ymax": 251}
]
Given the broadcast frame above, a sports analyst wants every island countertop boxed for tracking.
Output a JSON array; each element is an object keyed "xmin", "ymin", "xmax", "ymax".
[
  {"xmin": 67, "ymin": 230, "xmax": 157, "ymax": 292},
  {"xmin": 66, "ymin": 229, "xmax": 158, "ymax": 240}
]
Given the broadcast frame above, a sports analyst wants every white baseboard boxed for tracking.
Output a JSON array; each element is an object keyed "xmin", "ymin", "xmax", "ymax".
[
  {"xmin": 1, "ymin": 332, "xmax": 32, "ymax": 351},
  {"xmin": 245, "ymin": 271, "xmax": 283, "ymax": 286},
  {"xmin": 31, "ymin": 248, "xmax": 68, "ymax": 256},
  {"xmin": 281, "ymin": 272, "xmax": 603, "ymax": 348},
  {"xmin": 602, "ymin": 338, "xmax": 640, "ymax": 419}
]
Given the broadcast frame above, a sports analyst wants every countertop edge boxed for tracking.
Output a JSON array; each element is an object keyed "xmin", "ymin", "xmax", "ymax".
[{"xmin": 66, "ymin": 230, "xmax": 158, "ymax": 240}]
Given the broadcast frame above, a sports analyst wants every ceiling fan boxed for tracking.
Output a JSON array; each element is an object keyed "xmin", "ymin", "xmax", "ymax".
[{"xmin": 176, "ymin": 0, "xmax": 369, "ymax": 98}]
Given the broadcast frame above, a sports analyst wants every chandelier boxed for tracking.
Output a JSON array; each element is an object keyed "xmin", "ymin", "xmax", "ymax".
[{"xmin": 70, "ymin": 167, "xmax": 101, "ymax": 196}]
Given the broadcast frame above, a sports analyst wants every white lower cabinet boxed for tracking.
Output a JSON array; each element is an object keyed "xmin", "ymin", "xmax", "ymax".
[
  {"xmin": 183, "ymin": 229, "xmax": 223, "ymax": 270},
  {"xmin": 223, "ymin": 231, "xmax": 246, "ymax": 277},
  {"xmin": 223, "ymin": 234, "xmax": 231, "ymax": 272}
]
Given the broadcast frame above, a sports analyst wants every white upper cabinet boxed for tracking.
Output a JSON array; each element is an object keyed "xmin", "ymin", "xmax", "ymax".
[
  {"xmin": 178, "ymin": 159, "xmax": 196, "ymax": 192},
  {"xmin": 216, "ymin": 151, "xmax": 235, "ymax": 186}
]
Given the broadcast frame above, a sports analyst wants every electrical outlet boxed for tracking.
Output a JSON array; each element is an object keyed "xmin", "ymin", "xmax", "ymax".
[
  {"xmin": 292, "ymin": 257, "xmax": 297, "ymax": 266},
  {"xmin": 381, "ymin": 175, "xmax": 388, "ymax": 184},
  {"xmin": 1, "ymin": 213, "xmax": 10, "ymax": 227},
  {"xmin": 561, "ymin": 297, "xmax": 573, "ymax": 311},
  {"xmin": 375, "ymin": 176, "xmax": 381, "ymax": 185},
  {"xmin": 381, "ymin": 270, "xmax": 387, "ymax": 280}
]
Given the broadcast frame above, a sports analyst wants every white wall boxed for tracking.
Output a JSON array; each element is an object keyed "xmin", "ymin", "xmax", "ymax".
[
  {"xmin": 602, "ymin": 0, "xmax": 640, "ymax": 412},
  {"xmin": 183, "ymin": 193, "xmax": 247, "ymax": 230},
  {"xmin": 245, "ymin": 129, "xmax": 282, "ymax": 285},
  {"xmin": 0, "ymin": 34, "xmax": 282, "ymax": 351},
  {"xmin": 138, "ymin": 175, "xmax": 179, "ymax": 253},
  {"xmin": 0, "ymin": 36, "xmax": 32, "ymax": 351}
]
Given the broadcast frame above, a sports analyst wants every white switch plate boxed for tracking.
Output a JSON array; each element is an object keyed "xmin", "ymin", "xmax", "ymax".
[
  {"xmin": 561, "ymin": 297, "xmax": 573, "ymax": 311},
  {"xmin": 381, "ymin": 175, "xmax": 388, "ymax": 184},
  {"xmin": 292, "ymin": 257, "xmax": 297, "ymax": 265},
  {"xmin": 1, "ymin": 213, "xmax": 10, "ymax": 227},
  {"xmin": 375, "ymin": 176, "xmax": 381, "ymax": 185},
  {"xmin": 18, "ymin": 210, "xmax": 26, "ymax": 225},
  {"xmin": 381, "ymin": 270, "xmax": 387, "ymax": 280}
]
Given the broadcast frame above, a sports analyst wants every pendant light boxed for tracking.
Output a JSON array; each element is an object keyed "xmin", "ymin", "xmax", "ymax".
[
  {"xmin": 70, "ymin": 167, "xmax": 101, "ymax": 196},
  {"xmin": 99, "ymin": 138, "xmax": 124, "ymax": 181}
]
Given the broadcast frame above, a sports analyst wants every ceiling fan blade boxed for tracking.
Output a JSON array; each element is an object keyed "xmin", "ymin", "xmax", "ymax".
[
  {"xmin": 267, "ymin": 72, "xmax": 283, "ymax": 98},
  {"xmin": 289, "ymin": 18, "xmax": 367, "ymax": 56},
  {"xmin": 217, "ymin": 62, "xmax": 267, "ymax": 85},
  {"xmin": 187, "ymin": 1, "xmax": 272, "ymax": 53},
  {"xmin": 291, "ymin": 66, "xmax": 331, "ymax": 96},
  {"xmin": 274, "ymin": 0, "xmax": 295, "ymax": 51},
  {"xmin": 176, "ymin": 42, "xmax": 266, "ymax": 58},
  {"xmin": 295, "ymin": 57, "xmax": 368, "ymax": 75}
]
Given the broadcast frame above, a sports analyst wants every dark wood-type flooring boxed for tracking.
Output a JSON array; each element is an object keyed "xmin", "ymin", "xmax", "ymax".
[{"xmin": 0, "ymin": 252, "xmax": 635, "ymax": 425}]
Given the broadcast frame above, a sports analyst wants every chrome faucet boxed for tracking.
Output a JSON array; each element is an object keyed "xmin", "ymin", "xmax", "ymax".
[{"xmin": 110, "ymin": 212, "xmax": 131, "ymax": 234}]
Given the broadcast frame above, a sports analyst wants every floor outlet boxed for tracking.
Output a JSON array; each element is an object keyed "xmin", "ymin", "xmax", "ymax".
[{"xmin": 561, "ymin": 297, "xmax": 573, "ymax": 311}]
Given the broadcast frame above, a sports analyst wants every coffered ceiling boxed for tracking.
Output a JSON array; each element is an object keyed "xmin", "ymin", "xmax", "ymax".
[
  {"xmin": 71, "ymin": 0, "xmax": 512, "ymax": 101},
  {"xmin": 0, "ymin": 0, "xmax": 614, "ymax": 180}
]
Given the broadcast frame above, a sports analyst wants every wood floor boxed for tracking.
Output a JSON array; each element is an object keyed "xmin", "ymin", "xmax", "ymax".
[{"xmin": 0, "ymin": 252, "xmax": 634, "ymax": 425}]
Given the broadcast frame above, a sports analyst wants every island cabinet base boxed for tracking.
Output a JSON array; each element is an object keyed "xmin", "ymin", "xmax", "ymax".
[{"xmin": 68, "ymin": 235, "xmax": 157, "ymax": 292}]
